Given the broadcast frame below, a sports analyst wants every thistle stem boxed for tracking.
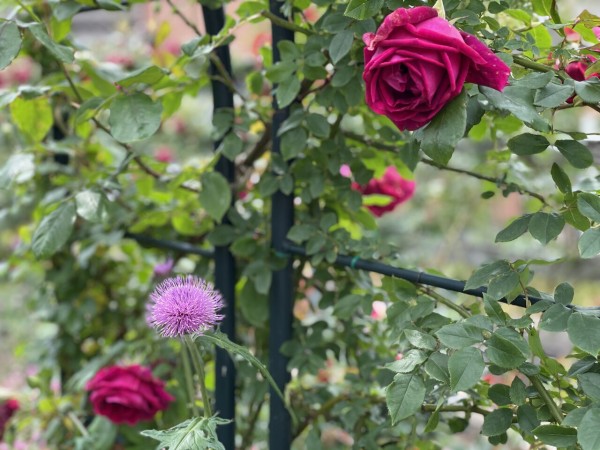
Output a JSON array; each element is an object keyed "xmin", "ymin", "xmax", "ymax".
[
  {"xmin": 181, "ymin": 340, "xmax": 200, "ymax": 416},
  {"xmin": 185, "ymin": 335, "xmax": 213, "ymax": 417}
]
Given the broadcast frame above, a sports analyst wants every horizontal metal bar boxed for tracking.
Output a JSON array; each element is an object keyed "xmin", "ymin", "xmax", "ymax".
[
  {"xmin": 282, "ymin": 242, "xmax": 540, "ymax": 308},
  {"xmin": 124, "ymin": 232, "xmax": 214, "ymax": 258}
]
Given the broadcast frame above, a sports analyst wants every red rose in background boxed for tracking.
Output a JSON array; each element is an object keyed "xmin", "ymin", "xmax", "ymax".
[
  {"xmin": 351, "ymin": 166, "xmax": 415, "ymax": 217},
  {"xmin": 0, "ymin": 398, "xmax": 19, "ymax": 441},
  {"xmin": 565, "ymin": 56, "xmax": 600, "ymax": 103},
  {"xmin": 86, "ymin": 365, "xmax": 174, "ymax": 425},
  {"xmin": 363, "ymin": 6, "xmax": 510, "ymax": 131},
  {"xmin": 565, "ymin": 56, "xmax": 600, "ymax": 81}
]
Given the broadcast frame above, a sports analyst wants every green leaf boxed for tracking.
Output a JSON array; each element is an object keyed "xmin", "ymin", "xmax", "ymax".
[
  {"xmin": 482, "ymin": 408, "xmax": 513, "ymax": 436},
  {"xmin": 465, "ymin": 260, "xmax": 510, "ymax": 290},
  {"xmin": 142, "ymin": 417, "xmax": 228, "ymax": 450},
  {"xmin": 75, "ymin": 190, "xmax": 107, "ymax": 223},
  {"xmin": 10, "ymin": 96, "xmax": 53, "ymax": 143},
  {"xmin": 578, "ymin": 408, "xmax": 600, "ymax": 450},
  {"xmin": 484, "ymin": 295, "xmax": 508, "ymax": 324},
  {"xmin": 436, "ymin": 322, "xmax": 484, "ymax": 349},
  {"xmin": 534, "ymin": 82, "xmax": 574, "ymax": 107},
  {"xmin": 495, "ymin": 215, "xmax": 531, "ymax": 243},
  {"xmin": 117, "ymin": 65, "xmax": 166, "ymax": 87},
  {"xmin": 487, "ymin": 270, "xmax": 520, "ymax": 301},
  {"xmin": 421, "ymin": 91, "xmax": 467, "ymax": 165},
  {"xmin": 109, "ymin": 93, "xmax": 162, "ymax": 143},
  {"xmin": 329, "ymin": 30, "xmax": 354, "ymax": 64},
  {"xmin": 28, "ymin": 23, "xmax": 74, "ymax": 63},
  {"xmin": 0, "ymin": 153, "xmax": 34, "ymax": 189},
  {"xmin": 449, "ymin": 347, "xmax": 484, "ymax": 392},
  {"xmin": 219, "ymin": 132, "xmax": 244, "ymax": 160},
  {"xmin": 579, "ymin": 373, "xmax": 600, "ymax": 401},
  {"xmin": 305, "ymin": 113, "xmax": 331, "ymax": 138},
  {"xmin": 532, "ymin": 425, "xmax": 577, "ymax": 447},
  {"xmin": 568, "ymin": 312, "xmax": 600, "ymax": 355},
  {"xmin": 517, "ymin": 404, "xmax": 540, "ymax": 432},
  {"xmin": 276, "ymin": 75, "xmax": 300, "ymax": 108},
  {"xmin": 555, "ymin": 140, "xmax": 593, "ymax": 169},
  {"xmin": 480, "ymin": 86, "xmax": 550, "ymax": 132},
  {"xmin": 510, "ymin": 377, "xmax": 527, "ymax": 406},
  {"xmin": 486, "ymin": 327, "xmax": 530, "ymax": 368},
  {"xmin": 344, "ymin": 0, "xmax": 384, "ymax": 20},
  {"xmin": 287, "ymin": 224, "xmax": 316, "ymax": 244},
  {"xmin": 32, "ymin": 202, "xmax": 76, "ymax": 259},
  {"xmin": 424, "ymin": 352, "xmax": 449, "ymax": 383},
  {"xmin": 574, "ymin": 78, "xmax": 600, "ymax": 103},
  {"xmin": 563, "ymin": 406, "xmax": 590, "ymax": 427},
  {"xmin": 385, "ymin": 349, "xmax": 427, "ymax": 373},
  {"xmin": 404, "ymin": 329, "xmax": 437, "ymax": 351},
  {"xmin": 550, "ymin": 163, "xmax": 571, "ymax": 193},
  {"xmin": 281, "ymin": 128, "xmax": 307, "ymax": 160},
  {"xmin": 539, "ymin": 304, "xmax": 571, "ymax": 332},
  {"xmin": 528, "ymin": 212, "xmax": 564, "ymax": 245},
  {"xmin": 577, "ymin": 193, "xmax": 600, "ymax": 222},
  {"xmin": 199, "ymin": 172, "xmax": 231, "ymax": 222},
  {"xmin": 333, "ymin": 294, "xmax": 363, "ymax": 320},
  {"xmin": 0, "ymin": 20, "xmax": 22, "ymax": 70},
  {"xmin": 579, "ymin": 228, "xmax": 600, "ymax": 259},
  {"xmin": 507, "ymin": 133, "xmax": 549, "ymax": 155},
  {"xmin": 386, "ymin": 373, "xmax": 426, "ymax": 424},
  {"xmin": 554, "ymin": 282, "xmax": 574, "ymax": 306}
]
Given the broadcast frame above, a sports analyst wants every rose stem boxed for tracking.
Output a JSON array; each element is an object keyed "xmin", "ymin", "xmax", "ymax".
[
  {"xmin": 185, "ymin": 335, "xmax": 213, "ymax": 417},
  {"xmin": 181, "ymin": 341, "xmax": 200, "ymax": 417}
]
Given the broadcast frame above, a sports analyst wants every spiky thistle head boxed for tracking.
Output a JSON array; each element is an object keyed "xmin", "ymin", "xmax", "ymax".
[{"xmin": 148, "ymin": 275, "xmax": 224, "ymax": 338}]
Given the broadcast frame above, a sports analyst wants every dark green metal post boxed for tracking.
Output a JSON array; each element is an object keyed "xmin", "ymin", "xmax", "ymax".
[
  {"xmin": 268, "ymin": 2, "xmax": 295, "ymax": 449},
  {"xmin": 202, "ymin": 7, "xmax": 236, "ymax": 449}
]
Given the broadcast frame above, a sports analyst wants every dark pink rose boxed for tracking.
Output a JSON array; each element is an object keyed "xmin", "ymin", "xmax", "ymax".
[
  {"xmin": 363, "ymin": 6, "xmax": 510, "ymax": 131},
  {"xmin": 565, "ymin": 56, "xmax": 599, "ymax": 81},
  {"xmin": 352, "ymin": 166, "xmax": 415, "ymax": 217},
  {"xmin": 0, "ymin": 398, "xmax": 19, "ymax": 441},
  {"xmin": 565, "ymin": 56, "xmax": 599, "ymax": 103},
  {"xmin": 85, "ymin": 365, "xmax": 174, "ymax": 425}
]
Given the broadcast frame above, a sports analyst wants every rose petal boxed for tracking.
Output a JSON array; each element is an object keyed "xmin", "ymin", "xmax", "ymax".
[{"xmin": 460, "ymin": 31, "xmax": 510, "ymax": 91}]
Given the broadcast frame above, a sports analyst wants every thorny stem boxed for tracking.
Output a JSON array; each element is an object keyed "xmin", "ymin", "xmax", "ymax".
[
  {"xmin": 512, "ymin": 54, "xmax": 600, "ymax": 115},
  {"xmin": 260, "ymin": 10, "xmax": 315, "ymax": 36},
  {"xmin": 528, "ymin": 375, "xmax": 563, "ymax": 424},
  {"xmin": 67, "ymin": 411, "xmax": 89, "ymax": 437},
  {"xmin": 343, "ymin": 131, "xmax": 548, "ymax": 205},
  {"xmin": 181, "ymin": 341, "xmax": 200, "ymax": 417},
  {"xmin": 421, "ymin": 288, "xmax": 471, "ymax": 319},
  {"xmin": 185, "ymin": 335, "xmax": 213, "ymax": 417}
]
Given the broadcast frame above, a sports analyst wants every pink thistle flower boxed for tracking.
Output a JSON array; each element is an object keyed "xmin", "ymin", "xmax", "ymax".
[{"xmin": 148, "ymin": 276, "xmax": 224, "ymax": 338}]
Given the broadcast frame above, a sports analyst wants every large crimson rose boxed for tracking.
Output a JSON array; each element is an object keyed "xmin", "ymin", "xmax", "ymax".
[
  {"xmin": 86, "ymin": 365, "xmax": 174, "ymax": 425},
  {"xmin": 363, "ymin": 6, "xmax": 510, "ymax": 131}
]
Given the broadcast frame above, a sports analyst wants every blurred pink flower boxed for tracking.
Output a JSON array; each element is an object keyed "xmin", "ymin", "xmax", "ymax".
[
  {"xmin": 353, "ymin": 167, "xmax": 415, "ymax": 217},
  {"xmin": 153, "ymin": 258, "xmax": 174, "ymax": 277},
  {"xmin": 370, "ymin": 301, "xmax": 387, "ymax": 320},
  {"xmin": 0, "ymin": 398, "xmax": 19, "ymax": 441},
  {"xmin": 154, "ymin": 146, "xmax": 174, "ymax": 163},
  {"xmin": 105, "ymin": 54, "xmax": 135, "ymax": 69},
  {"xmin": 594, "ymin": 27, "xmax": 600, "ymax": 41},
  {"xmin": 564, "ymin": 27, "xmax": 580, "ymax": 42}
]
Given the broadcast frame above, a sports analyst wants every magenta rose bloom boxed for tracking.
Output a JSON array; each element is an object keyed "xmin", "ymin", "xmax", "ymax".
[
  {"xmin": 85, "ymin": 365, "xmax": 174, "ymax": 425},
  {"xmin": 352, "ymin": 166, "xmax": 415, "ymax": 217},
  {"xmin": 363, "ymin": 6, "xmax": 510, "ymax": 131},
  {"xmin": 0, "ymin": 398, "xmax": 19, "ymax": 441},
  {"xmin": 564, "ymin": 56, "xmax": 599, "ymax": 103}
]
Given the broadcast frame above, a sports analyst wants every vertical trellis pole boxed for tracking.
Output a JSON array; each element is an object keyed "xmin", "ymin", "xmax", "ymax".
[
  {"xmin": 202, "ymin": 7, "xmax": 236, "ymax": 449},
  {"xmin": 268, "ymin": 2, "xmax": 295, "ymax": 449}
]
